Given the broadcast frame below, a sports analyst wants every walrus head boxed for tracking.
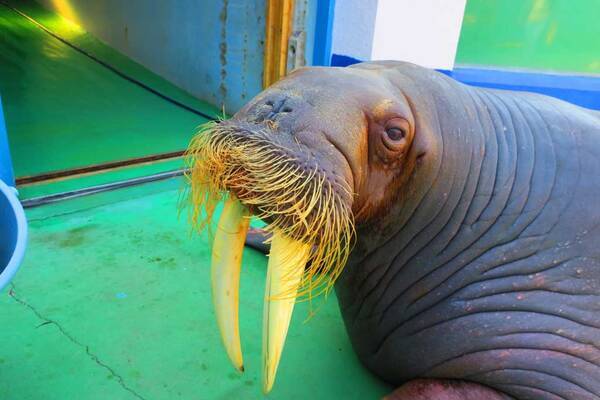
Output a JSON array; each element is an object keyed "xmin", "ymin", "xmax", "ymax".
[{"xmin": 185, "ymin": 62, "xmax": 430, "ymax": 392}]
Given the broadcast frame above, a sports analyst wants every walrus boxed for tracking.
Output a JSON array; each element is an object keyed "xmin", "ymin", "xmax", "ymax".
[{"xmin": 185, "ymin": 61, "xmax": 600, "ymax": 399}]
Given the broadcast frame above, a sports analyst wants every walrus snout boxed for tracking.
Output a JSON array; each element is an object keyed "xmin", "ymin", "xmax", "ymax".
[
  {"xmin": 227, "ymin": 99, "xmax": 356, "ymax": 208},
  {"xmin": 227, "ymin": 119, "xmax": 355, "ymax": 208},
  {"xmin": 185, "ymin": 119, "xmax": 355, "ymax": 256}
]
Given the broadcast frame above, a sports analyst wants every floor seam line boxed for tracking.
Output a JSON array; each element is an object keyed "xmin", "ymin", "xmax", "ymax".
[{"xmin": 8, "ymin": 283, "xmax": 148, "ymax": 400}]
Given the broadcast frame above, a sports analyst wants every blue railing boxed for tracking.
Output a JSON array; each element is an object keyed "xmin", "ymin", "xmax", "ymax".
[
  {"xmin": 330, "ymin": 54, "xmax": 600, "ymax": 111},
  {"xmin": 0, "ymin": 96, "xmax": 14, "ymax": 186},
  {"xmin": 312, "ymin": 0, "xmax": 335, "ymax": 66}
]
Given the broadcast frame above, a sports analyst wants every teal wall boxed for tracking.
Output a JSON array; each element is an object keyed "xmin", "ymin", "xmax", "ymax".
[
  {"xmin": 456, "ymin": 0, "xmax": 600, "ymax": 74},
  {"xmin": 37, "ymin": 0, "xmax": 266, "ymax": 112}
]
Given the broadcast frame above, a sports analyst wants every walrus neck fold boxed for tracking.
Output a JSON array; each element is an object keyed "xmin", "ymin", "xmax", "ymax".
[{"xmin": 336, "ymin": 83, "xmax": 499, "ymax": 314}]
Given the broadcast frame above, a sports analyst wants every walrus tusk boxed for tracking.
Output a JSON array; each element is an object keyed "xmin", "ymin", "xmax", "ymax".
[
  {"xmin": 212, "ymin": 197, "xmax": 311, "ymax": 392},
  {"xmin": 211, "ymin": 196, "xmax": 250, "ymax": 372},
  {"xmin": 262, "ymin": 231, "xmax": 311, "ymax": 393}
]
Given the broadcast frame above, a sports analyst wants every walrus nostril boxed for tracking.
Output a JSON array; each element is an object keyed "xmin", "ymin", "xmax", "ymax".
[{"xmin": 262, "ymin": 98, "xmax": 293, "ymax": 120}]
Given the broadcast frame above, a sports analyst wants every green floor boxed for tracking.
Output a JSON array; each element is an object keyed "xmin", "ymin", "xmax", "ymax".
[
  {"xmin": 0, "ymin": 2, "xmax": 390, "ymax": 397},
  {"xmin": 0, "ymin": 0, "xmax": 218, "ymax": 181},
  {"xmin": 0, "ymin": 178, "xmax": 390, "ymax": 399}
]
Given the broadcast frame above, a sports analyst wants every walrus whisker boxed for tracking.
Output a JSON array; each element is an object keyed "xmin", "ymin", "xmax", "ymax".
[{"xmin": 185, "ymin": 121, "xmax": 355, "ymax": 300}]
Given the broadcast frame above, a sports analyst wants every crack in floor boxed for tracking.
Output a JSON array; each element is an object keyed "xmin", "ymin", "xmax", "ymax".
[{"xmin": 8, "ymin": 283, "xmax": 148, "ymax": 400}]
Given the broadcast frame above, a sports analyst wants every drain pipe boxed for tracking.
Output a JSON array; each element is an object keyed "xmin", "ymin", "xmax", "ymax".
[{"xmin": 0, "ymin": 96, "xmax": 27, "ymax": 291}]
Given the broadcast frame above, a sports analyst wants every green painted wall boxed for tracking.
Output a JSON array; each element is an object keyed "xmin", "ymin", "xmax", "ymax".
[{"xmin": 456, "ymin": 0, "xmax": 600, "ymax": 74}]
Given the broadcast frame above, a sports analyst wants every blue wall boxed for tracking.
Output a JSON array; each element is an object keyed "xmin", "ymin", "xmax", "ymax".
[{"xmin": 0, "ymin": 96, "xmax": 15, "ymax": 187}]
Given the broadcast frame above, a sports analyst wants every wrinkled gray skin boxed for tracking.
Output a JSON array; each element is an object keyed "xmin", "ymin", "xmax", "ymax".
[{"xmin": 237, "ymin": 61, "xmax": 600, "ymax": 400}]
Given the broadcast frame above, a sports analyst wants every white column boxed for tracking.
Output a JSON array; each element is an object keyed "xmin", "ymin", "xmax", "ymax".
[
  {"xmin": 370, "ymin": 0, "xmax": 466, "ymax": 70},
  {"xmin": 332, "ymin": 0, "xmax": 466, "ymax": 69},
  {"xmin": 331, "ymin": 0, "xmax": 379, "ymax": 61}
]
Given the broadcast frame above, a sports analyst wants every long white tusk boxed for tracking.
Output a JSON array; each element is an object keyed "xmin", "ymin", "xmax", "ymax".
[
  {"xmin": 262, "ymin": 231, "xmax": 311, "ymax": 393},
  {"xmin": 211, "ymin": 196, "xmax": 250, "ymax": 372}
]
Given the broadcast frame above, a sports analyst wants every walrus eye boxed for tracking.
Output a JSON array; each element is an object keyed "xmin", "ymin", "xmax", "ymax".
[
  {"xmin": 385, "ymin": 127, "xmax": 406, "ymax": 141},
  {"xmin": 381, "ymin": 118, "xmax": 411, "ymax": 154}
]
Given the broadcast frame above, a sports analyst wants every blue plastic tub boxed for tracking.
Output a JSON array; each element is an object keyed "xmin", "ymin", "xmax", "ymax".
[{"xmin": 0, "ymin": 179, "xmax": 27, "ymax": 291}]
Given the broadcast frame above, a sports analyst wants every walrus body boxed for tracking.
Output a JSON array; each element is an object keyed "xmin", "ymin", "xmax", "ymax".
[
  {"xmin": 335, "ymin": 62, "xmax": 600, "ymax": 400},
  {"xmin": 189, "ymin": 61, "xmax": 600, "ymax": 399}
]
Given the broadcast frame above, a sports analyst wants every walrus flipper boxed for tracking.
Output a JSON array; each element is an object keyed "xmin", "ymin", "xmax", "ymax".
[
  {"xmin": 244, "ymin": 228, "xmax": 271, "ymax": 254},
  {"xmin": 385, "ymin": 379, "xmax": 514, "ymax": 400}
]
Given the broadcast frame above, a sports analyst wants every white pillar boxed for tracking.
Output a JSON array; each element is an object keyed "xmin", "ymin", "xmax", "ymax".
[
  {"xmin": 331, "ymin": 0, "xmax": 466, "ymax": 70},
  {"xmin": 371, "ymin": 0, "xmax": 466, "ymax": 69}
]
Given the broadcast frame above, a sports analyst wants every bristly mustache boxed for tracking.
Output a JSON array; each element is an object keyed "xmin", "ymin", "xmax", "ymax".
[{"xmin": 184, "ymin": 120, "xmax": 355, "ymax": 299}]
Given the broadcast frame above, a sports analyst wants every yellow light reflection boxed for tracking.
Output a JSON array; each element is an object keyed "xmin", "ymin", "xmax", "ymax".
[{"xmin": 50, "ymin": 0, "xmax": 81, "ymax": 28}]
